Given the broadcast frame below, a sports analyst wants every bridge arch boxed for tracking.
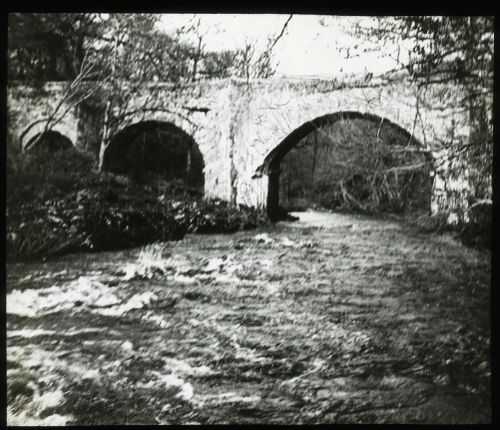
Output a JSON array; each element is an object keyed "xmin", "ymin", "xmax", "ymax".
[
  {"xmin": 24, "ymin": 130, "xmax": 74, "ymax": 153},
  {"xmin": 255, "ymin": 111, "xmax": 435, "ymax": 220},
  {"xmin": 102, "ymin": 120, "xmax": 205, "ymax": 191}
]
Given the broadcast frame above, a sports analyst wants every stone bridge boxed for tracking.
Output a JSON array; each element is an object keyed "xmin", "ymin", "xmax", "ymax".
[{"xmin": 7, "ymin": 72, "xmax": 472, "ymax": 217}]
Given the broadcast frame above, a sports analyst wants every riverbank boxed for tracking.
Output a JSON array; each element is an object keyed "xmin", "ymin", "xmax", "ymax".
[
  {"xmin": 6, "ymin": 149, "xmax": 269, "ymax": 262},
  {"xmin": 7, "ymin": 147, "xmax": 489, "ymax": 263}
]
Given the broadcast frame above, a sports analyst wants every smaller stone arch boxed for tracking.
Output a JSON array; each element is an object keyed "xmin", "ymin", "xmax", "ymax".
[
  {"xmin": 25, "ymin": 130, "xmax": 74, "ymax": 153},
  {"xmin": 255, "ymin": 111, "xmax": 435, "ymax": 220},
  {"xmin": 102, "ymin": 120, "xmax": 205, "ymax": 190}
]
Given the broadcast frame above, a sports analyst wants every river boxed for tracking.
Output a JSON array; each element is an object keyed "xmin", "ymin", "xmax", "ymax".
[{"xmin": 6, "ymin": 211, "xmax": 491, "ymax": 424}]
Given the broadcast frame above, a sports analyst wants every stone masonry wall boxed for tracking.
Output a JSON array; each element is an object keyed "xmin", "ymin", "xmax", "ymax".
[
  {"xmin": 7, "ymin": 83, "xmax": 79, "ymax": 150},
  {"xmin": 228, "ymin": 76, "xmax": 470, "ymax": 213},
  {"xmin": 7, "ymin": 75, "xmax": 471, "ymax": 217}
]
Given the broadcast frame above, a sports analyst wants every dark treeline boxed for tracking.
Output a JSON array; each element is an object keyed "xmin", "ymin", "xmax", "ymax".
[{"xmin": 7, "ymin": 13, "xmax": 279, "ymax": 83}]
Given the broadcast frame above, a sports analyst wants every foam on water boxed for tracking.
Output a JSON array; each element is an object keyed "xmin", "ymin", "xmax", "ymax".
[{"xmin": 7, "ymin": 276, "xmax": 116, "ymax": 317}]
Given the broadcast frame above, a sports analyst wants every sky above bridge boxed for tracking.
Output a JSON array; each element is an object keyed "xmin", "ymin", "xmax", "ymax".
[{"xmin": 158, "ymin": 14, "xmax": 412, "ymax": 79}]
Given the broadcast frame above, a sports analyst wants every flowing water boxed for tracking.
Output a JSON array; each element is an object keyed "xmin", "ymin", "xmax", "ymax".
[{"xmin": 6, "ymin": 211, "xmax": 491, "ymax": 424}]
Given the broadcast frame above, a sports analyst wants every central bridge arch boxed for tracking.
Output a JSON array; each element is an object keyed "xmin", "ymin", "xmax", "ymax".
[{"xmin": 254, "ymin": 111, "xmax": 435, "ymax": 220}]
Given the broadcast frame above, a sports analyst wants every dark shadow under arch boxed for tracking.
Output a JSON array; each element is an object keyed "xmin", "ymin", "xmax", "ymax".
[
  {"xmin": 103, "ymin": 120, "xmax": 204, "ymax": 190},
  {"xmin": 255, "ymin": 111, "xmax": 435, "ymax": 221},
  {"xmin": 25, "ymin": 130, "xmax": 74, "ymax": 153}
]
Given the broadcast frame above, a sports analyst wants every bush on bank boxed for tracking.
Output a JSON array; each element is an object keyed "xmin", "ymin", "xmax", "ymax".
[
  {"xmin": 6, "ymin": 148, "xmax": 269, "ymax": 262},
  {"xmin": 409, "ymin": 202, "xmax": 491, "ymax": 251},
  {"xmin": 458, "ymin": 201, "xmax": 492, "ymax": 249}
]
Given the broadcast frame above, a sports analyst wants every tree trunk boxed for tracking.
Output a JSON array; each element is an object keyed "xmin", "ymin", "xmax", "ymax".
[
  {"xmin": 98, "ymin": 94, "xmax": 113, "ymax": 171},
  {"xmin": 191, "ymin": 36, "xmax": 203, "ymax": 82},
  {"xmin": 340, "ymin": 181, "xmax": 368, "ymax": 212},
  {"xmin": 98, "ymin": 17, "xmax": 118, "ymax": 172}
]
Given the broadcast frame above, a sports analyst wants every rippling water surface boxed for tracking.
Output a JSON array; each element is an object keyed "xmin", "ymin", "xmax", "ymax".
[{"xmin": 7, "ymin": 212, "xmax": 491, "ymax": 424}]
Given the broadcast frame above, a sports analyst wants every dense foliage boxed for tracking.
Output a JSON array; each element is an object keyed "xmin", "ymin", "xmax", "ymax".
[
  {"xmin": 8, "ymin": 13, "xmax": 283, "ymax": 84},
  {"xmin": 6, "ymin": 147, "xmax": 268, "ymax": 262},
  {"xmin": 8, "ymin": 13, "xmax": 99, "ymax": 81}
]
